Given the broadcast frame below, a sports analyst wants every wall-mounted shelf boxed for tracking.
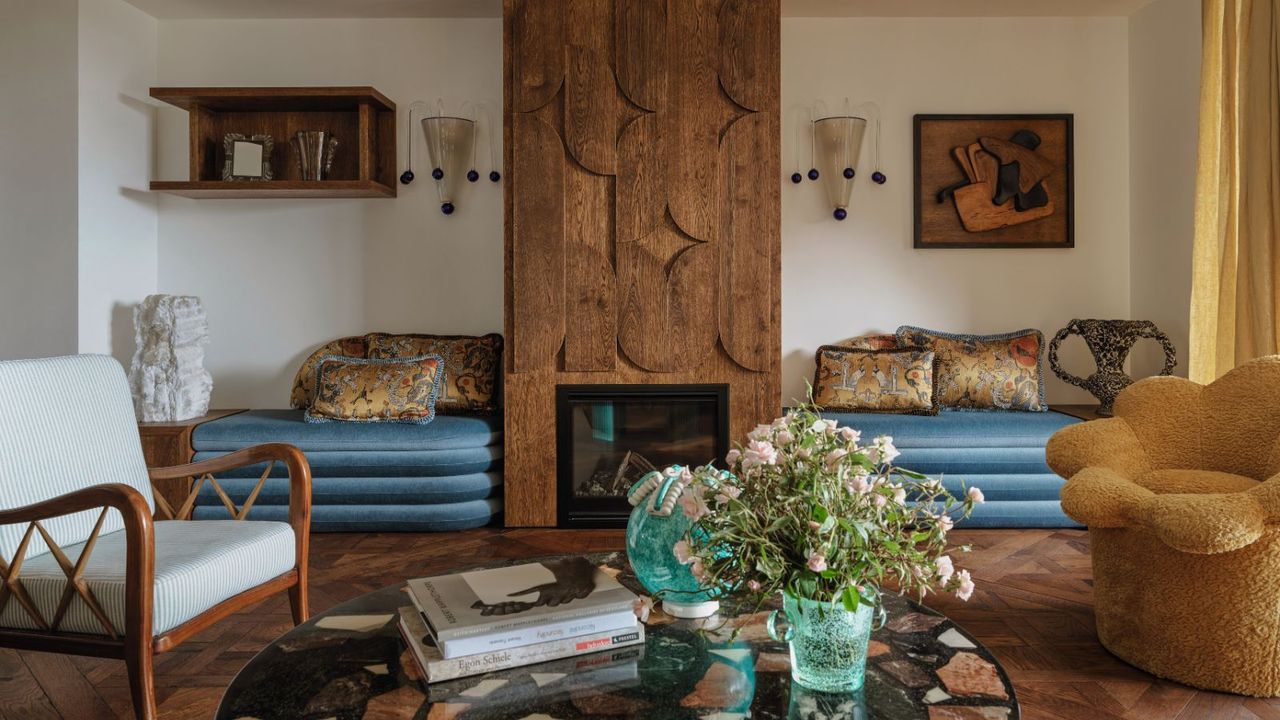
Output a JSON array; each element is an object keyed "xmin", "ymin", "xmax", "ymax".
[{"xmin": 149, "ymin": 86, "xmax": 397, "ymax": 199}]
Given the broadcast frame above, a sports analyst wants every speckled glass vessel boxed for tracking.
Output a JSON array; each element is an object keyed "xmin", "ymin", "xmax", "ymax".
[
  {"xmin": 624, "ymin": 469, "xmax": 720, "ymax": 617},
  {"xmin": 769, "ymin": 592, "xmax": 880, "ymax": 693}
]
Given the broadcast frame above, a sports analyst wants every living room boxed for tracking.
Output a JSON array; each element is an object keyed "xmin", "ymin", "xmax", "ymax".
[{"xmin": 0, "ymin": 0, "xmax": 1271, "ymax": 717}]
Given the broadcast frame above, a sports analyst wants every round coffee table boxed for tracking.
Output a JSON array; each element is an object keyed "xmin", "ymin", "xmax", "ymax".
[{"xmin": 218, "ymin": 552, "xmax": 1017, "ymax": 719}]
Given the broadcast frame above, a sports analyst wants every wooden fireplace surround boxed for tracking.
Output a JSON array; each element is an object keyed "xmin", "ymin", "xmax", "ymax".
[{"xmin": 503, "ymin": 0, "xmax": 782, "ymax": 526}]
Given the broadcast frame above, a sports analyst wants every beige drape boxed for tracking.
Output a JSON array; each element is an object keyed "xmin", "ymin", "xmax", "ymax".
[{"xmin": 1189, "ymin": 0, "xmax": 1280, "ymax": 383}]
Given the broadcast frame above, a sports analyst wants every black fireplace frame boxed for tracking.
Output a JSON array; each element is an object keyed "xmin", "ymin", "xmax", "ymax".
[{"xmin": 555, "ymin": 383, "xmax": 730, "ymax": 528}]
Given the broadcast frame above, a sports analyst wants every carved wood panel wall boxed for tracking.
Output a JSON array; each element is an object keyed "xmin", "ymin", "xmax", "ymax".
[{"xmin": 504, "ymin": 0, "xmax": 781, "ymax": 526}]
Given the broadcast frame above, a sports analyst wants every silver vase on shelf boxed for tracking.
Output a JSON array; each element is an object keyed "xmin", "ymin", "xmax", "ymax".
[{"xmin": 292, "ymin": 131, "xmax": 340, "ymax": 181}]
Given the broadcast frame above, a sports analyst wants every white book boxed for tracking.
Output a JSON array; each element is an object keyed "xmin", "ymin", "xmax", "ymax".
[
  {"xmin": 406, "ymin": 557, "xmax": 636, "ymax": 657},
  {"xmin": 398, "ymin": 606, "xmax": 645, "ymax": 683}
]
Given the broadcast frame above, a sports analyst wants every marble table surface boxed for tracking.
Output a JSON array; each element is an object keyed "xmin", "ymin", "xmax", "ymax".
[{"xmin": 217, "ymin": 552, "xmax": 1018, "ymax": 720}]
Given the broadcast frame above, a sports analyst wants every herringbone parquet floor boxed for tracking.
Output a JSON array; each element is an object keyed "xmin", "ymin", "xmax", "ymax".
[{"xmin": 1, "ymin": 528, "xmax": 1277, "ymax": 719}]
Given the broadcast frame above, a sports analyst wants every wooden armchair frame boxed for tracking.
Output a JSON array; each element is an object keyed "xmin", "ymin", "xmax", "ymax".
[{"xmin": 0, "ymin": 443, "xmax": 311, "ymax": 720}]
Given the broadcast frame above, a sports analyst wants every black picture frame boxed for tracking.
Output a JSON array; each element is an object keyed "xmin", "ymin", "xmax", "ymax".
[{"xmin": 913, "ymin": 113, "xmax": 1074, "ymax": 249}]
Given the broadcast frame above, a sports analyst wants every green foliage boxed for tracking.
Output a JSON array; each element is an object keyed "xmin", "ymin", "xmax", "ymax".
[{"xmin": 677, "ymin": 403, "xmax": 979, "ymax": 611}]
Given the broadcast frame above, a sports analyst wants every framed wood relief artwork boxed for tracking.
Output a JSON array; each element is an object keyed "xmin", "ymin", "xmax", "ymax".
[{"xmin": 914, "ymin": 114, "xmax": 1073, "ymax": 249}]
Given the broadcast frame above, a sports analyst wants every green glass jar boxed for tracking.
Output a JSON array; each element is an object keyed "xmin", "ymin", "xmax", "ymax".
[{"xmin": 767, "ymin": 591, "xmax": 886, "ymax": 693}]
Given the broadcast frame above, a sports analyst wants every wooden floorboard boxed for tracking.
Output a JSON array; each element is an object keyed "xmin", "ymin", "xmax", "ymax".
[{"xmin": 0, "ymin": 527, "xmax": 1266, "ymax": 718}]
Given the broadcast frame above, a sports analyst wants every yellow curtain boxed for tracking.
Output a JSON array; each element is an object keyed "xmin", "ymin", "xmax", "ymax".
[{"xmin": 1190, "ymin": 0, "xmax": 1280, "ymax": 383}]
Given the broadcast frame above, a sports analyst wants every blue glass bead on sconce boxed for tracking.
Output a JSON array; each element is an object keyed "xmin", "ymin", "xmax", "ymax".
[
  {"xmin": 489, "ymin": 170, "xmax": 501, "ymax": 182},
  {"xmin": 441, "ymin": 202, "xmax": 455, "ymax": 215},
  {"xmin": 833, "ymin": 208, "xmax": 848, "ymax": 221},
  {"xmin": 467, "ymin": 169, "xmax": 480, "ymax": 183},
  {"xmin": 843, "ymin": 167, "xmax": 855, "ymax": 179},
  {"xmin": 791, "ymin": 172, "xmax": 803, "ymax": 184},
  {"xmin": 431, "ymin": 167, "xmax": 444, "ymax": 180},
  {"xmin": 872, "ymin": 171, "xmax": 887, "ymax": 185},
  {"xmin": 807, "ymin": 168, "xmax": 820, "ymax": 181},
  {"xmin": 399, "ymin": 170, "xmax": 415, "ymax": 185},
  {"xmin": 625, "ymin": 466, "xmax": 722, "ymax": 619}
]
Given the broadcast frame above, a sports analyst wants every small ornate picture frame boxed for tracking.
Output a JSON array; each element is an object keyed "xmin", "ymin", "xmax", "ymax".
[{"xmin": 222, "ymin": 133, "xmax": 274, "ymax": 181}]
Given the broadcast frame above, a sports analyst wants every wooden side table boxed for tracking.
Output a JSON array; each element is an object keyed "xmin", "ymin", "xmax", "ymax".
[
  {"xmin": 1053, "ymin": 404, "xmax": 1105, "ymax": 421},
  {"xmin": 138, "ymin": 409, "xmax": 246, "ymax": 511}
]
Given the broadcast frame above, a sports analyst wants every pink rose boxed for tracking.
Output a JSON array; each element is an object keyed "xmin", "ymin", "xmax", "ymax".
[
  {"xmin": 935, "ymin": 555, "xmax": 955, "ymax": 583},
  {"xmin": 748, "ymin": 423, "xmax": 773, "ymax": 441},
  {"xmin": 807, "ymin": 520, "xmax": 822, "ymax": 530},
  {"xmin": 893, "ymin": 486, "xmax": 907, "ymax": 505},
  {"xmin": 725, "ymin": 448, "xmax": 741, "ymax": 465},
  {"xmin": 839, "ymin": 426, "xmax": 861, "ymax": 444},
  {"xmin": 846, "ymin": 471, "xmax": 872, "ymax": 494},
  {"xmin": 633, "ymin": 596, "xmax": 654, "ymax": 622},
  {"xmin": 690, "ymin": 559, "xmax": 707, "ymax": 582},
  {"xmin": 776, "ymin": 429, "xmax": 795, "ymax": 446},
  {"xmin": 823, "ymin": 448, "xmax": 849, "ymax": 471},
  {"xmin": 678, "ymin": 488, "xmax": 711, "ymax": 521},
  {"xmin": 937, "ymin": 514, "xmax": 954, "ymax": 533},
  {"xmin": 673, "ymin": 539, "xmax": 694, "ymax": 565},
  {"xmin": 747, "ymin": 579, "xmax": 762, "ymax": 591},
  {"xmin": 743, "ymin": 440, "xmax": 778, "ymax": 469},
  {"xmin": 873, "ymin": 493, "xmax": 887, "ymax": 507},
  {"xmin": 955, "ymin": 569, "xmax": 975, "ymax": 601},
  {"xmin": 967, "ymin": 487, "xmax": 985, "ymax": 504},
  {"xmin": 807, "ymin": 553, "xmax": 827, "ymax": 573}
]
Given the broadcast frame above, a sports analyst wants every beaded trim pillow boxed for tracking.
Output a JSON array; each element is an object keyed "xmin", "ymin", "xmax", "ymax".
[
  {"xmin": 305, "ymin": 354, "xmax": 444, "ymax": 424},
  {"xmin": 365, "ymin": 333, "xmax": 503, "ymax": 415},
  {"xmin": 813, "ymin": 345, "xmax": 938, "ymax": 415},
  {"xmin": 896, "ymin": 326, "xmax": 1047, "ymax": 412},
  {"xmin": 290, "ymin": 335, "xmax": 370, "ymax": 409},
  {"xmin": 840, "ymin": 333, "xmax": 900, "ymax": 351}
]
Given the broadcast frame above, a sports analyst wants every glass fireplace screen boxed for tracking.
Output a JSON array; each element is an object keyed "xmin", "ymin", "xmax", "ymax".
[{"xmin": 555, "ymin": 384, "xmax": 729, "ymax": 528}]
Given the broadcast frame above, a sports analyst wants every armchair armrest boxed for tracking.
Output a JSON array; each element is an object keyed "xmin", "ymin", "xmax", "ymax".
[
  {"xmin": 1047, "ymin": 417, "xmax": 1154, "ymax": 480},
  {"xmin": 0, "ymin": 484, "xmax": 154, "ymax": 639},
  {"xmin": 149, "ymin": 443, "xmax": 311, "ymax": 589}
]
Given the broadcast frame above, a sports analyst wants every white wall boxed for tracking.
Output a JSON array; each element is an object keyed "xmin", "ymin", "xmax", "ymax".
[
  {"xmin": 781, "ymin": 17, "xmax": 1132, "ymax": 405},
  {"xmin": 78, "ymin": 0, "xmax": 159, "ymax": 366},
  {"xmin": 1128, "ymin": 0, "xmax": 1200, "ymax": 379},
  {"xmin": 0, "ymin": 0, "xmax": 80, "ymax": 359},
  {"xmin": 155, "ymin": 18, "xmax": 504, "ymax": 407}
]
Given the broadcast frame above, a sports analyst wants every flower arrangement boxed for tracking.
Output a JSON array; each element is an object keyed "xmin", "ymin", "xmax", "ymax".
[{"xmin": 668, "ymin": 403, "xmax": 982, "ymax": 614}]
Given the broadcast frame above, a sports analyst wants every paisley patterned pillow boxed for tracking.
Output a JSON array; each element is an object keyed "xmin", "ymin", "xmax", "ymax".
[
  {"xmin": 895, "ymin": 326, "xmax": 1046, "ymax": 412},
  {"xmin": 290, "ymin": 335, "xmax": 370, "ymax": 409},
  {"xmin": 366, "ymin": 333, "xmax": 503, "ymax": 415},
  {"xmin": 305, "ymin": 355, "xmax": 444, "ymax": 424},
  {"xmin": 813, "ymin": 346, "xmax": 938, "ymax": 415},
  {"xmin": 840, "ymin": 333, "xmax": 900, "ymax": 351}
]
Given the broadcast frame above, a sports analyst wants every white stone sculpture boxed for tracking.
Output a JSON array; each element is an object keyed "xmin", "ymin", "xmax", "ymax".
[{"xmin": 128, "ymin": 294, "xmax": 213, "ymax": 422}]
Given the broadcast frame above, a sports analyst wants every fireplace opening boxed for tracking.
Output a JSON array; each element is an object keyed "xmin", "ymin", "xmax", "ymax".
[{"xmin": 555, "ymin": 384, "xmax": 729, "ymax": 528}]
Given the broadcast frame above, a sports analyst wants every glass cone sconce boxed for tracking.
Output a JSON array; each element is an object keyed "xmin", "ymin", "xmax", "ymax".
[
  {"xmin": 790, "ymin": 99, "xmax": 886, "ymax": 221},
  {"xmin": 399, "ymin": 99, "xmax": 500, "ymax": 215}
]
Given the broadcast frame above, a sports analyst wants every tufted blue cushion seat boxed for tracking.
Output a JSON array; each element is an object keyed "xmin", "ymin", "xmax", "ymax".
[
  {"xmin": 820, "ymin": 409, "xmax": 1082, "ymax": 527},
  {"xmin": 190, "ymin": 410, "xmax": 503, "ymax": 532},
  {"xmin": 1, "ymin": 520, "xmax": 294, "ymax": 635},
  {"xmin": 192, "ymin": 410, "xmax": 501, "ymax": 451}
]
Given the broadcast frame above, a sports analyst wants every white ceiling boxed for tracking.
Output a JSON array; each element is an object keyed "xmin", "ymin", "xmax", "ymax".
[{"xmin": 122, "ymin": 0, "xmax": 1154, "ymax": 19}]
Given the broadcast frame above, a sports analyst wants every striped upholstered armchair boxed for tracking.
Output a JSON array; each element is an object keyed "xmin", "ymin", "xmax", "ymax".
[{"xmin": 0, "ymin": 355, "xmax": 311, "ymax": 719}]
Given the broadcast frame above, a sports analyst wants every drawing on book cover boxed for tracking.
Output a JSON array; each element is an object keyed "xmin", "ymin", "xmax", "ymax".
[{"xmin": 465, "ymin": 556, "xmax": 604, "ymax": 616}]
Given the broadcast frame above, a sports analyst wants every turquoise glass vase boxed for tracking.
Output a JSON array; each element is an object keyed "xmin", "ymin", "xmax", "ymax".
[
  {"xmin": 767, "ymin": 592, "xmax": 886, "ymax": 693},
  {"xmin": 625, "ymin": 467, "xmax": 721, "ymax": 618}
]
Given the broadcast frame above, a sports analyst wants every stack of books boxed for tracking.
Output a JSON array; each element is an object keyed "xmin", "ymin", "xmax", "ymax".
[{"xmin": 399, "ymin": 556, "xmax": 645, "ymax": 683}]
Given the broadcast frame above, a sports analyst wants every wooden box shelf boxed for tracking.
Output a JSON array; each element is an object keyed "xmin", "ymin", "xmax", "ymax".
[{"xmin": 150, "ymin": 86, "xmax": 397, "ymax": 199}]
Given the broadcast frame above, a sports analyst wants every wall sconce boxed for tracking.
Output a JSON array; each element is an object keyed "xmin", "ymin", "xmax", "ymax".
[
  {"xmin": 790, "ymin": 99, "xmax": 885, "ymax": 221},
  {"xmin": 400, "ymin": 99, "xmax": 500, "ymax": 215}
]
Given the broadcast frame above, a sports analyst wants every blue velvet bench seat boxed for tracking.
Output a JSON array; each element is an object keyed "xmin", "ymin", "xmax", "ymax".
[
  {"xmin": 818, "ymin": 409, "xmax": 1082, "ymax": 528},
  {"xmin": 190, "ymin": 410, "xmax": 503, "ymax": 531}
]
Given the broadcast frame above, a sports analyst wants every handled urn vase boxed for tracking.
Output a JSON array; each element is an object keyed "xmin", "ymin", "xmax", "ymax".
[{"xmin": 1048, "ymin": 319, "xmax": 1177, "ymax": 417}]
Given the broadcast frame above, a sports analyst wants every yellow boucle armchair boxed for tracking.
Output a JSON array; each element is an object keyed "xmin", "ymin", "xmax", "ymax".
[{"xmin": 1047, "ymin": 355, "xmax": 1280, "ymax": 696}]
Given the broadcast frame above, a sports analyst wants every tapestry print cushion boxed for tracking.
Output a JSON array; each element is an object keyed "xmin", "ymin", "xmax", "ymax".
[
  {"xmin": 813, "ymin": 346, "xmax": 938, "ymax": 415},
  {"xmin": 840, "ymin": 333, "xmax": 900, "ymax": 351},
  {"xmin": 366, "ymin": 333, "xmax": 503, "ymax": 415},
  {"xmin": 895, "ymin": 326, "xmax": 1046, "ymax": 412},
  {"xmin": 290, "ymin": 335, "xmax": 370, "ymax": 409},
  {"xmin": 305, "ymin": 355, "xmax": 444, "ymax": 424}
]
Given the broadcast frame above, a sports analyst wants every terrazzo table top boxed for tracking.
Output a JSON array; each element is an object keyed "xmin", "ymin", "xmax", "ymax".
[{"xmin": 218, "ymin": 553, "xmax": 1017, "ymax": 720}]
